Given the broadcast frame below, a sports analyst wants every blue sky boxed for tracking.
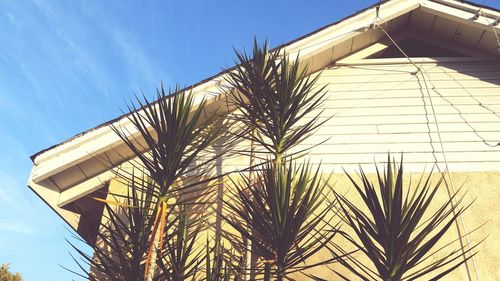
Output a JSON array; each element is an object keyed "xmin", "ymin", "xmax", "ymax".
[{"xmin": 0, "ymin": 0, "xmax": 498, "ymax": 280}]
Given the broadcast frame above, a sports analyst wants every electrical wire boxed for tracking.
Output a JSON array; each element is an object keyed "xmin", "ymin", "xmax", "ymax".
[
  {"xmin": 373, "ymin": 15, "xmax": 482, "ymax": 281},
  {"xmin": 288, "ymin": 10, "xmax": 495, "ymax": 281},
  {"xmin": 479, "ymin": 9, "xmax": 499, "ymax": 43},
  {"xmin": 425, "ymin": 68, "xmax": 500, "ymax": 148}
]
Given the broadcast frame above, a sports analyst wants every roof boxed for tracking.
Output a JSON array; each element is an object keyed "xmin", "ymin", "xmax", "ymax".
[
  {"xmin": 29, "ymin": 0, "xmax": 500, "ymax": 162},
  {"xmin": 29, "ymin": 0, "xmax": 390, "ymax": 162},
  {"xmin": 27, "ymin": 0, "xmax": 500, "ymax": 230}
]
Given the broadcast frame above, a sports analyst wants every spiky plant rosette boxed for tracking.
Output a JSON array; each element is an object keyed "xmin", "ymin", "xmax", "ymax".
[{"xmin": 333, "ymin": 156, "xmax": 479, "ymax": 281}]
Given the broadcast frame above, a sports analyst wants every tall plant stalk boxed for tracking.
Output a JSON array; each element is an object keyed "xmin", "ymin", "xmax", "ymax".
[
  {"xmin": 110, "ymin": 85, "xmax": 228, "ymax": 280},
  {"xmin": 223, "ymin": 39, "xmax": 337, "ymax": 280}
]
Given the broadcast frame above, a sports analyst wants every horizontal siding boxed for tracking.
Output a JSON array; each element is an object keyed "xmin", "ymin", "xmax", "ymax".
[{"xmin": 222, "ymin": 60, "xmax": 500, "ymax": 173}]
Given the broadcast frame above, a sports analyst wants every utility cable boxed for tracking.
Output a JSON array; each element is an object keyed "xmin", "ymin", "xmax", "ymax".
[
  {"xmin": 373, "ymin": 16, "xmax": 481, "ymax": 281},
  {"xmin": 426, "ymin": 68, "xmax": 500, "ymax": 148},
  {"xmin": 478, "ymin": 9, "xmax": 500, "ymax": 53}
]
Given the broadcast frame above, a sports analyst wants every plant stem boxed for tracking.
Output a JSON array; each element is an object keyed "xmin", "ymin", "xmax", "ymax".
[
  {"xmin": 145, "ymin": 226, "xmax": 159, "ymax": 281},
  {"xmin": 276, "ymin": 271, "xmax": 284, "ymax": 281},
  {"xmin": 145, "ymin": 201, "xmax": 167, "ymax": 281},
  {"xmin": 263, "ymin": 264, "xmax": 271, "ymax": 281},
  {"xmin": 274, "ymin": 152, "xmax": 282, "ymax": 167}
]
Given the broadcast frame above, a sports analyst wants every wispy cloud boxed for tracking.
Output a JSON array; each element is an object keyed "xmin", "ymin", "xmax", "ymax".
[
  {"xmin": 0, "ymin": 170, "xmax": 32, "ymax": 213},
  {"xmin": 0, "ymin": 171, "xmax": 38, "ymax": 235},
  {"xmin": 109, "ymin": 26, "xmax": 159, "ymax": 88},
  {"xmin": 0, "ymin": 221, "xmax": 37, "ymax": 234}
]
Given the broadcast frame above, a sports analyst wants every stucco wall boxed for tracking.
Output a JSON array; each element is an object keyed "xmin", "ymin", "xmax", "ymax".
[
  {"xmin": 103, "ymin": 170, "xmax": 499, "ymax": 280},
  {"xmin": 293, "ymin": 171, "xmax": 500, "ymax": 281}
]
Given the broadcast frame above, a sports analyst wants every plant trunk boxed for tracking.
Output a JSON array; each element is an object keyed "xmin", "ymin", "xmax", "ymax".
[
  {"xmin": 145, "ymin": 202, "xmax": 167, "ymax": 281},
  {"xmin": 274, "ymin": 152, "xmax": 282, "ymax": 168},
  {"xmin": 275, "ymin": 264, "xmax": 285, "ymax": 281},
  {"xmin": 263, "ymin": 264, "xmax": 271, "ymax": 281},
  {"xmin": 145, "ymin": 229, "xmax": 159, "ymax": 281}
]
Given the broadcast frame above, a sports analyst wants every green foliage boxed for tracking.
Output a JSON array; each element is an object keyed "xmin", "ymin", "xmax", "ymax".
[
  {"xmin": 223, "ymin": 160, "xmax": 339, "ymax": 280},
  {"xmin": 112, "ymin": 85, "xmax": 226, "ymax": 199},
  {"xmin": 66, "ymin": 37, "xmax": 479, "ymax": 281},
  {"xmin": 221, "ymin": 39, "xmax": 339, "ymax": 281},
  {"xmin": 108, "ymin": 85, "xmax": 231, "ymax": 280},
  {"xmin": 333, "ymin": 156, "xmax": 478, "ymax": 281},
  {"xmin": 156, "ymin": 206, "xmax": 204, "ymax": 281},
  {"xmin": 0, "ymin": 264, "xmax": 22, "ymax": 281},
  {"xmin": 68, "ymin": 175, "xmax": 209, "ymax": 281},
  {"xmin": 225, "ymin": 39, "xmax": 328, "ymax": 160},
  {"xmin": 67, "ymin": 175, "xmax": 158, "ymax": 281},
  {"xmin": 204, "ymin": 239, "xmax": 240, "ymax": 281}
]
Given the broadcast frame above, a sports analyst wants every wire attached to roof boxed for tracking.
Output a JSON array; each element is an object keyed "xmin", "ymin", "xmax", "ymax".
[
  {"xmin": 478, "ymin": 9, "xmax": 500, "ymax": 54},
  {"xmin": 370, "ymin": 5, "xmax": 489, "ymax": 281},
  {"xmin": 493, "ymin": 16, "xmax": 500, "ymax": 26},
  {"xmin": 472, "ymin": 9, "xmax": 481, "ymax": 21}
]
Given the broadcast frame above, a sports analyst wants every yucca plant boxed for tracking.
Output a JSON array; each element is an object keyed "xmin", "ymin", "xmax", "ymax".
[
  {"xmin": 67, "ymin": 173, "xmax": 158, "ymax": 281},
  {"xmin": 111, "ymin": 85, "xmax": 230, "ymax": 279},
  {"xmin": 225, "ymin": 39, "xmax": 328, "ymax": 163},
  {"xmin": 223, "ymin": 160, "xmax": 339, "ymax": 281},
  {"xmin": 221, "ymin": 39, "xmax": 338, "ymax": 280},
  {"xmin": 68, "ymin": 173, "xmax": 212, "ymax": 281},
  {"xmin": 333, "ymin": 156, "xmax": 478, "ymax": 281}
]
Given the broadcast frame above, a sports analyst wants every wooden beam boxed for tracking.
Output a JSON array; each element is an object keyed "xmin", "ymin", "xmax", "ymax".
[
  {"xmin": 57, "ymin": 170, "xmax": 114, "ymax": 207},
  {"xmin": 28, "ymin": 178, "xmax": 80, "ymax": 230}
]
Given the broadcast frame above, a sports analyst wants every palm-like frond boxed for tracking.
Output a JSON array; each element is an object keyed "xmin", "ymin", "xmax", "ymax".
[
  {"xmin": 110, "ymin": 85, "xmax": 233, "ymax": 278},
  {"xmin": 204, "ymin": 238, "xmax": 241, "ymax": 281},
  {"xmin": 155, "ymin": 204, "xmax": 205, "ymax": 281},
  {"xmin": 225, "ymin": 39, "xmax": 328, "ymax": 160},
  {"xmin": 67, "ymin": 172, "xmax": 158, "ymax": 281},
  {"xmin": 222, "ymin": 160, "xmax": 339, "ymax": 281},
  {"xmin": 334, "ymin": 155, "xmax": 478, "ymax": 281},
  {"xmin": 112, "ymin": 85, "xmax": 226, "ymax": 198}
]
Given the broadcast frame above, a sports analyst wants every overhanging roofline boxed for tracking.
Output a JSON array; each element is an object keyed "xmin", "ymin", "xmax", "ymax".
[
  {"xmin": 29, "ymin": 0, "xmax": 424, "ymax": 183},
  {"xmin": 29, "ymin": 0, "xmax": 500, "ymax": 164},
  {"xmin": 29, "ymin": 0, "xmax": 392, "ymax": 163}
]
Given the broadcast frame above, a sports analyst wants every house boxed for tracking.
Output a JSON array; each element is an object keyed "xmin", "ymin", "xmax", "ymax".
[{"xmin": 27, "ymin": 0, "xmax": 500, "ymax": 279}]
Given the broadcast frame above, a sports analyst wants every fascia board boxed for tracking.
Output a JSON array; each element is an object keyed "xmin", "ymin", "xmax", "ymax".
[
  {"xmin": 335, "ymin": 56, "xmax": 500, "ymax": 66},
  {"xmin": 30, "ymin": 77, "xmax": 228, "ymax": 184}
]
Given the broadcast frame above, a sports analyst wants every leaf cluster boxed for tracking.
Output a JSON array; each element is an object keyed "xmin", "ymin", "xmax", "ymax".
[
  {"xmin": 223, "ymin": 160, "xmax": 339, "ymax": 280},
  {"xmin": 333, "ymin": 156, "xmax": 478, "ymax": 281},
  {"xmin": 112, "ymin": 85, "xmax": 226, "ymax": 199},
  {"xmin": 0, "ymin": 264, "xmax": 23, "ymax": 281},
  {"xmin": 225, "ymin": 39, "xmax": 328, "ymax": 159}
]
